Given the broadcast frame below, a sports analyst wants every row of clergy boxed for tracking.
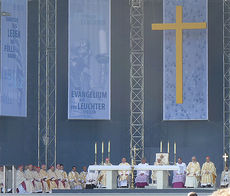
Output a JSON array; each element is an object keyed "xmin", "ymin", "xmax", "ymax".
[
  {"xmin": 8, "ymin": 164, "xmax": 88, "ymax": 193},
  {"xmin": 1, "ymin": 156, "xmax": 230, "ymax": 193},
  {"xmin": 97, "ymin": 156, "xmax": 218, "ymax": 189}
]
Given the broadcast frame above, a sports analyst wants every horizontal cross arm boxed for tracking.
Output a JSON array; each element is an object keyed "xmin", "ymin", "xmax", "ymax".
[
  {"xmin": 152, "ymin": 23, "xmax": 177, "ymax": 30},
  {"xmin": 181, "ymin": 22, "xmax": 207, "ymax": 29}
]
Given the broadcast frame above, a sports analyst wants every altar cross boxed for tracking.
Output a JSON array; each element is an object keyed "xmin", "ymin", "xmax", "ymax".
[
  {"xmin": 223, "ymin": 153, "xmax": 229, "ymax": 167},
  {"xmin": 152, "ymin": 6, "xmax": 207, "ymax": 104}
]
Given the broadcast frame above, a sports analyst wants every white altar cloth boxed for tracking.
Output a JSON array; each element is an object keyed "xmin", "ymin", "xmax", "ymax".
[{"xmin": 88, "ymin": 165, "xmax": 179, "ymax": 189}]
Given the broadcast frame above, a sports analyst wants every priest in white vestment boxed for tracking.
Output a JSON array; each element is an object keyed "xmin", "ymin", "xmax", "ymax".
[
  {"xmin": 185, "ymin": 156, "xmax": 201, "ymax": 188},
  {"xmin": 221, "ymin": 166, "xmax": 230, "ymax": 188},
  {"xmin": 68, "ymin": 166, "xmax": 82, "ymax": 189},
  {"xmin": 40, "ymin": 164, "xmax": 50, "ymax": 193},
  {"xmin": 16, "ymin": 165, "xmax": 34, "ymax": 193},
  {"xmin": 60, "ymin": 164, "xmax": 70, "ymax": 189},
  {"xmin": 151, "ymin": 158, "xmax": 163, "ymax": 184},
  {"xmin": 135, "ymin": 158, "xmax": 149, "ymax": 188},
  {"xmin": 85, "ymin": 170, "xmax": 98, "ymax": 189},
  {"xmin": 172, "ymin": 157, "xmax": 186, "ymax": 188},
  {"xmin": 118, "ymin": 157, "xmax": 130, "ymax": 188},
  {"xmin": 33, "ymin": 167, "xmax": 43, "ymax": 193},
  {"xmin": 0, "ymin": 166, "xmax": 4, "ymax": 193},
  {"xmin": 98, "ymin": 158, "xmax": 112, "ymax": 188},
  {"xmin": 80, "ymin": 166, "xmax": 88, "ymax": 189},
  {"xmin": 47, "ymin": 166, "xmax": 58, "ymax": 190},
  {"xmin": 24, "ymin": 164, "xmax": 35, "ymax": 193},
  {"xmin": 201, "ymin": 156, "xmax": 216, "ymax": 187}
]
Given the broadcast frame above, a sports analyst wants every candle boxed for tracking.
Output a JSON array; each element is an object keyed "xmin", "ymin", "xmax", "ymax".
[
  {"xmin": 95, "ymin": 142, "xmax": 97, "ymax": 154},
  {"xmin": 108, "ymin": 141, "xmax": 110, "ymax": 153},
  {"xmin": 102, "ymin": 142, "xmax": 104, "ymax": 153},
  {"xmin": 160, "ymin": 141, "xmax": 163, "ymax": 152},
  {"xmin": 174, "ymin": 142, "xmax": 176, "ymax": 154},
  {"xmin": 167, "ymin": 141, "xmax": 170, "ymax": 153}
]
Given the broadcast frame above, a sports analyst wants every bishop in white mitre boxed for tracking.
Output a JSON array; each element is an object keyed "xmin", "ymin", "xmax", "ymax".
[
  {"xmin": 135, "ymin": 158, "xmax": 149, "ymax": 188},
  {"xmin": 172, "ymin": 157, "xmax": 186, "ymax": 188},
  {"xmin": 221, "ymin": 166, "xmax": 230, "ymax": 188},
  {"xmin": 118, "ymin": 157, "xmax": 130, "ymax": 188},
  {"xmin": 68, "ymin": 166, "xmax": 82, "ymax": 189},
  {"xmin": 98, "ymin": 158, "xmax": 112, "ymax": 188},
  {"xmin": 16, "ymin": 165, "xmax": 34, "ymax": 193},
  {"xmin": 185, "ymin": 156, "xmax": 201, "ymax": 188},
  {"xmin": 201, "ymin": 156, "xmax": 216, "ymax": 187}
]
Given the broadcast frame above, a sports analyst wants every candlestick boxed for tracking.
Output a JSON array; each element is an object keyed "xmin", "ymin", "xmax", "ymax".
[
  {"xmin": 102, "ymin": 142, "xmax": 104, "ymax": 164},
  {"xmin": 108, "ymin": 141, "xmax": 110, "ymax": 153},
  {"xmin": 160, "ymin": 141, "xmax": 163, "ymax": 152},
  {"xmin": 108, "ymin": 141, "xmax": 111, "ymax": 160},
  {"xmin": 167, "ymin": 141, "xmax": 170, "ymax": 153},
  {"xmin": 95, "ymin": 142, "xmax": 97, "ymax": 165},
  {"xmin": 95, "ymin": 142, "xmax": 97, "ymax": 154},
  {"xmin": 174, "ymin": 142, "xmax": 176, "ymax": 154},
  {"xmin": 102, "ymin": 142, "xmax": 104, "ymax": 153}
]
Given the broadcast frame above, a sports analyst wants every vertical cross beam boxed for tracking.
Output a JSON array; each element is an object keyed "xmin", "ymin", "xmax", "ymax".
[{"xmin": 176, "ymin": 6, "xmax": 183, "ymax": 104}]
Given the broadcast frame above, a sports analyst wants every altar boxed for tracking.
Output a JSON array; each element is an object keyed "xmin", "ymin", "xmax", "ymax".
[{"xmin": 88, "ymin": 165, "xmax": 179, "ymax": 189}]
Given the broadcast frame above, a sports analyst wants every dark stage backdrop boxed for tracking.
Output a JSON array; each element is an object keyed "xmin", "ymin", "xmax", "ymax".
[{"xmin": 0, "ymin": 0, "xmax": 223, "ymax": 184}]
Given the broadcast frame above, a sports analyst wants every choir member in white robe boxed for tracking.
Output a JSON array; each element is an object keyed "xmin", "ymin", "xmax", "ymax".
[
  {"xmin": 40, "ymin": 164, "xmax": 50, "ymax": 193},
  {"xmin": 0, "ymin": 166, "xmax": 4, "ymax": 193},
  {"xmin": 85, "ymin": 170, "xmax": 98, "ymax": 189},
  {"xmin": 16, "ymin": 165, "xmax": 34, "ymax": 193},
  {"xmin": 172, "ymin": 157, "xmax": 186, "ymax": 188},
  {"xmin": 185, "ymin": 156, "xmax": 201, "ymax": 188},
  {"xmin": 68, "ymin": 166, "xmax": 82, "ymax": 189},
  {"xmin": 135, "ymin": 158, "xmax": 149, "ymax": 188},
  {"xmin": 118, "ymin": 157, "xmax": 130, "ymax": 188},
  {"xmin": 33, "ymin": 167, "xmax": 43, "ymax": 193},
  {"xmin": 220, "ymin": 167, "xmax": 230, "ymax": 188},
  {"xmin": 201, "ymin": 156, "xmax": 216, "ymax": 187},
  {"xmin": 98, "ymin": 158, "xmax": 112, "ymax": 188},
  {"xmin": 80, "ymin": 166, "xmax": 88, "ymax": 189},
  {"xmin": 47, "ymin": 166, "xmax": 59, "ymax": 190}
]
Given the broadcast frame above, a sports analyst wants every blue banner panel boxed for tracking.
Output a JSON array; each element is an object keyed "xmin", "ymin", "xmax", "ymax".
[
  {"xmin": 163, "ymin": 0, "xmax": 208, "ymax": 120},
  {"xmin": 0, "ymin": 0, "xmax": 27, "ymax": 117},
  {"xmin": 68, "ymin": 0, "xmax": 111, "ymax": 120}
]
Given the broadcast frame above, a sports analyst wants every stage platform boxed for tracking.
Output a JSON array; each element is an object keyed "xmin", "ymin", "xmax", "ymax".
[
  {"xmin": 2, "ymin": 188, "xmax": 215, "ymax": 196},
  {"xmin": 52, "ymin": 188, "xmax": 214, "ymax": 196}
]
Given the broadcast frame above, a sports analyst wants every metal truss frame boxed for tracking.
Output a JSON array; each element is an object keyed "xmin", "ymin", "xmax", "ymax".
[
  {"xmin": 129, "ymin": 0, "xmax": 145, "ymax": 164},
  {"xmin": 38, "ymin": 0, "xmax": 57, "ymax": 167}
]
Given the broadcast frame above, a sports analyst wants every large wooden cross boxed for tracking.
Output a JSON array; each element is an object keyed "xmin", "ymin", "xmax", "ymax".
[{"xmin": 152, "ymin": 6, "xmax": 207, "ymax": 104}]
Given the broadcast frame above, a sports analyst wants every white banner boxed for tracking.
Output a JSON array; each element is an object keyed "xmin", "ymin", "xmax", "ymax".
[
  {"xmin": 68, "ymin": 0, "xmax": 111, "ymax": 119},
  {"xmin": 0, "ymin": 0, "xmax": 27, "ymax": 117}
]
